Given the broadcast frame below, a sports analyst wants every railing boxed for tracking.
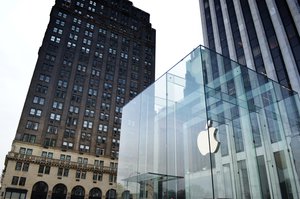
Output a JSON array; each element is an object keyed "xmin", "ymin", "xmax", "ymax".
[{"xmin": 6, "ymin": 152, "xmax": 117, "ymax": 174}]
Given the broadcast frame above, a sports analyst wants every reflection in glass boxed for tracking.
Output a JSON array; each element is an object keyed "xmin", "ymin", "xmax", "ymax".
[{"xmin": 117, "ymin": 45, "xmax": 300, "ymax": 199}]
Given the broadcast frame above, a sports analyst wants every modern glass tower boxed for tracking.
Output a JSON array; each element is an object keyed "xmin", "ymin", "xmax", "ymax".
[
  {"xmin": 117, "ymin": 45, "xmax": 300, "ymax": 199},
  {"xmin": 0, "ymin": 0, "xmax": 155, "ymax": 198},
  {"xmin": 199, "ymin": 0, "xmax": 300, "ymax": 95}
]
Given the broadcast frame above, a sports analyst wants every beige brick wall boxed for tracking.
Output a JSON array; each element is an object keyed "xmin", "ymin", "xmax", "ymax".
[{"xmin": 1, "ymin": 141, "xmax": 121, "ymax": 199}]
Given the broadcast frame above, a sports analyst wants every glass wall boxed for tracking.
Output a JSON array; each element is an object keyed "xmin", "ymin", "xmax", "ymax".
[{"xmin": 117, "ymin": 46, "xmax": 300, "ymax": 199}]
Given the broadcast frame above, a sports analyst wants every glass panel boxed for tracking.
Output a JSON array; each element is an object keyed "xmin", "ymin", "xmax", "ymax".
[
  {"xmin": 117, "ymin": 45, "xmax": 300, "ymax": 199},
  {"xmin": 274, "ymin": 151, "xmax": 294, "ymax": 198},
  {"xmin": 257, "ymin": 156, "xmax": 271, "ymax": 198},
  {"xmin": 237, "ymin": 160, "xmax": 251, "ymax": 199}
]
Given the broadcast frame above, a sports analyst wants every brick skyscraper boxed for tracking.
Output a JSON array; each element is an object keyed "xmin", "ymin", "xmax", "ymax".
[{"xmin": 0, "ymin": 0, "xmax": 155, "ymax": 198}]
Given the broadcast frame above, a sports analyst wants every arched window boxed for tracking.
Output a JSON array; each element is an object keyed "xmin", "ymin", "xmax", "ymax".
[
  {"xmin": 121, "ymin": 190, "xmax": 130, "ymax": 199},
  {"xmin": 105, "ymin": 189, "xmax": 116, "ymax": 199},
  {"xmin": 71, "ymin": 186, "xmax": 85, "ymax": 199},
  {"xmin": 89, "ymin": 187, "xmax": 102, "ymax": 199},
  {"xmin": 31, "ymin": 181, "xmax": 48, "ymax": 199},
  {"xmin": 52, "ymin": 183, "xmax": 67, "ymax": 199}
]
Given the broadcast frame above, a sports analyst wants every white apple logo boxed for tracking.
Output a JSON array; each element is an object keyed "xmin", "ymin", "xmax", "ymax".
[{"xmin": 197, "ymin": 120, "xmax": 220, "ymax": 155}]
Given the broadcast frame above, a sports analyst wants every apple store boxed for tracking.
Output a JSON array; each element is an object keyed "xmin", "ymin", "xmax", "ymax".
[{"xmin": 117, "ymin": 45, "xmax": 300, "ymax": 199}]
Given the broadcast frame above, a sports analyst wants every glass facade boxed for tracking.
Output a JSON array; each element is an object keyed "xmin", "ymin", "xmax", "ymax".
[{"xmin": 117, "ymin": 46, "xmax": 300, "ymax": 199}]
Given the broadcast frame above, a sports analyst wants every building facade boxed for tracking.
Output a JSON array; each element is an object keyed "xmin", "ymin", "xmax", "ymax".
[
  {"xmin": 199, "ymin": 0, "xmax": 300, "ymax": 95},
  {"xmin": 117, "ymin": 46, "xmax": 300, "ymax": 198},
  {"xmin": 0, "ymin": 0, "xmax": 155, "ymax": 198}
]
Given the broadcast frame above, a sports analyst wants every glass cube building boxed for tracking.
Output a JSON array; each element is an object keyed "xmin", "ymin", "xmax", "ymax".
[{"xmin": 117, "ymin": 45, "xmax": 300, "ymax": 199}]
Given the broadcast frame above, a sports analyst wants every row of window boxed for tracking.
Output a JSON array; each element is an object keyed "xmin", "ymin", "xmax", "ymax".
[
  {"xmin": 18, "ymin": 148, "xmax": 111, "ymax": 166},
  {"xmin": 11, "ymin": 169, "xmax": 115, "ymax": 186}
]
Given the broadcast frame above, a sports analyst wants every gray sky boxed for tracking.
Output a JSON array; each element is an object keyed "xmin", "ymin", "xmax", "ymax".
[{"xmin": 0, "ymin": 0, "xmax": 202, "ymax": 173}]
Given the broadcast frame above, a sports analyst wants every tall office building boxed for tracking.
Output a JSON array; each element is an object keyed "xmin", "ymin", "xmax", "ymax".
[
  {"xmin": 199, "ymin": 0, "xmax": 300, "ymax": 94},
  {"xmin": 0, "ymin": 0, "xmax": 155, "ymax": 198}
]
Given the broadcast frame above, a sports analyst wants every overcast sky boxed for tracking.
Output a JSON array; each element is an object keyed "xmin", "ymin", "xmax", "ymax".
[{"xmin": 0, "ymin": 0, "xmax": 202, "ymax": 173}]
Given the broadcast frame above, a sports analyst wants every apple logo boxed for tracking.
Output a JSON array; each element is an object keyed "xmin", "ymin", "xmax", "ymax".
[{"xmin": 197, "ymin": 120, "xmax": 220, "ymax": 155}]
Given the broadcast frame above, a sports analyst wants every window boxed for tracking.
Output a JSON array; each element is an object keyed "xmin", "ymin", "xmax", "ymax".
[
  {"xmin": 45, "ymin": 54, "xmax": 56, "ymax": 62},
  {"xmin": 57, "ymin": 80, "xmax": 68, "ymax": 88},
  {"xmin": 71, "ymin": 95, "xmax": 81, "ymax": 103},
  {"xmin": 84, "ymin": 109, "xmax": 95, "ymax": 117},
  {"xmin": 116, "ymin": 96, "xmax": 124, "ymax": 104},
  {"xmin": 11, "ymin": 176, "xmax": 26, "ymax": 186},
  {"xmin": 38, "ymin": 165, "xmax": 51, "ymax": 174},
  {"xmin": 101, "ymin": 103, "xmax": 110, "ymax": 111},
  {"xmin": 88, "ymin": 88, "xmax": 97, "ymax": 96},
  {"xmin": 114, "ymin": 116, "xmax": 121, "ymax": 124},
  {"xmin": 58, "ymin": 11, "xmax": 67, "ymax": 18},
  {"xmin": 33, "ymin": 96, "xmax": 45, "ymax": 105},
  {"xmin": 66, "ymin": 117, "xmax": 78, "ymax": 126},
  {"xmin": 91, "ymin": 69, "xmax": 100, "ymax": 76},
  {"xmin": 110, "ymin": 162, "xmax": 118, "ymax": 168},
  {"xmin": 130, "ymin": 90, "xmax": 137, "ymax": 98},
  {"xmin": 50, "ymin": 35, "xmax": 61, "ymax": 43},
  {"xmin": 67, "ymin": 41, "xmax": 77, "ymax": 48},
  {"xmin": 96, "ymin": 148, "xmax": 105, "ymax": 156},
  {"xmin": 84, "ymin": 30, "xmax": 93, "ymax": 37},
  {"xmin": 52, "ymin": 101, "xmax": 63, "ymax": 110},
  {"xmin": 19, "ymin": 148, "xmax": 32, "ymax": 155},
  {"xmin": 112, "ymin": 138, "xmax": 120, "ymax": 147},
  {"xmin": 99, "ymin": 28, "xmax": 106, "ymax": 34},
  {"xmin": 29, "ymin": 108, "xmax": 42, "ymax": 117},
  {"xmin": 62, "ymin": 141, "xmax": 73, "ymax": 149},
  {"xmin": 57, "ymin": 167, "xmax": 69, "ymax": 177},
  {"xmin": 44, "ymin": 138, "xmax": 56, "ymax": 147},
  {"xmin": 81, "ymin": 46, "xmax": 90, "ymax": 54},
  {"xmin": 36, "ymin": 84, "xmax": 48, "ymax": 94},
  {"xmin": 93, "ymin": 173, "xmax": 103, "ymax": 181},
  {"xmin": 113, "ymin": 127, "xmax": 120, "ymax": 136},
  {"xmin": 102, "ymin": 92, "xmax": 111, "ymax": 101},
  {"xmin": 41, "ymin": 151, "xmax": 53, "ymax": 158},
  {"xmin": 71, "ymin": 25, "xmax": 80, "ymax": 33},
  {"xmin": 83, "ymin": 38, "xmax": 92, "ymax": 45},
  {"xmin": 83, "ymin": 120, "xmax": 93, "ymax": 129},
  {"xmin": 111, "ymin": 150, "xmax": 119, "ymax": 159},
  {"xmin": 26, "ymin": 121, "xmax": 39, "ymax": 130},
  {"xmin": 64, "ymin": 129, "xmax": 75, "ymax": 138},
  {"xmin": 79, "ymin": 144, "xmax": 90, "ymax": 152},
  {"xmin": 94, "ymin": 160, "xmax": 104, "ymax": 167},
  {"xmin": 80, "ymin": 132, "xmax": 91, "ymax": 141},
  {"xmin": 19, "ymin": 177, "xmax": 26, "ymax": 186},
  {"xmin": 115, "ymin": 106, "xmax": 122, "ymax": 113},
  {"xmin": 15, "ymin": 162, "xmax": 29, "ymax": 172},
  {"xmin": 86, "ymin": 98, "xmax": 96, "ymax": 107},
  {"xmin": 100, "ymin": 113, "xmax": 109, "ymax": 121},
  {"xmin": 22, "ymin": 134, "xmax": 36, "ymax": 143},
  {"xmin": 11, "ymin": 176, "xmax": 19, "ymax": 185},
  {"xmin": 73, "ymin": 84, "xmax": 83, "ymax": 92},
  {"xmin": 109, "ymin": 174, "xmax": 117, "ymax": 183},
  {"xmin": 96, "ymin": 136, "xmax": 107, "ymax": 144},
  {"xmin": 47, "ymin": 125, "xmax": 58, "ymax": 134},
  {"xmin": 75, "ymin": 170, "xmax": 86, "ymax": 179},
  {"xmin": 78, "ymin": 157, "xmax": 88, "ymax": 165},
  {"xmin": 50, "ymin": 113, "xmax": 61, "ymax": 121},
  {"xmin": 69, "ymin": 105, "xmax": 79, "ymax": 113},
  {"xmin": 15, "ymin": 162, "xmax": 22, "ymax": 170},
  {"xmin": 60, "ymin": 154, "xmax": 71, "ymax": 161},
  {"xmin": 55, "ymin": 90, "xmax": 66, "ymax": 99},
  {"xmin": 55, "ymin": 19, "xmax": 65, "ymax": 26},
  {"xmin": 104, "ymin": 83, "xmax": 112, "ymax": 90},
  {"xmin": 39, "ymin": 74, "xmax": 51, "ymax": 83},
  {"xmin": 86, "ymin": 23, "xmax": 94, "ymax": 30},
  {"xmin": 98, "ymin": 124, "xmax": 108, "ymax": 132},
  {"xmin": 117, "ymin": 87, "xmax": 125, "ymax": 95}
]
